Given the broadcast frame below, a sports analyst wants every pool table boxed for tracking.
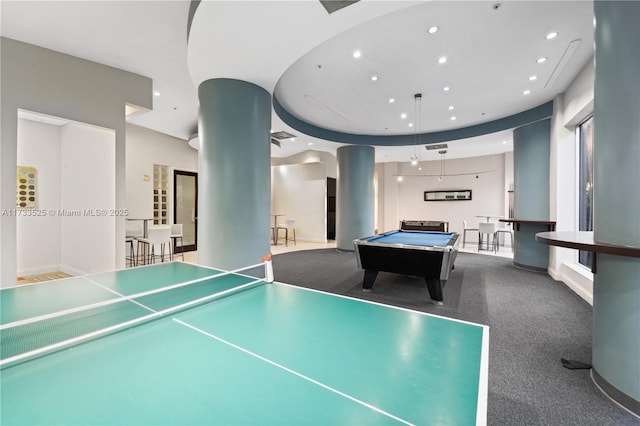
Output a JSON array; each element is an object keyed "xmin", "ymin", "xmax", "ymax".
[{"xmin": 353, "ymin": 230, "xmax": 459, "ymax": 304}]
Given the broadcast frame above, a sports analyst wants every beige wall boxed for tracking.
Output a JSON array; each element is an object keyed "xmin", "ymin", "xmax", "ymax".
[
  {"xmin": 125, "ymin": 124, "xmax": 196, "ymax": 223},
  {"xmin": 1, "ymin": 37, "xmax": 152, "ymax": 286},
  {"xmin": 376, "ymin": 154, "xmax": 511, "ymax": 236}
]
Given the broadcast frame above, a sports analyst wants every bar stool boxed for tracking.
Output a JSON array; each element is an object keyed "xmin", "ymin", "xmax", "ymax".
[
  {"xmin": 495, "ymin": 225, "xmax": 514, "ymax": 252},
  {"xmin": 276, "ymin": 219, "xmax": 296, "ymax": 246},
  {"xmin": 462, "ymin": 220, "xmax": 479, "ymax": 248},
  {"xmin": 170, "ymin": 224, "xmax": 184, "ymax": 261},
  {"xmin": 137, "ymin": 226, "xmax": 172, "ymax": 264},
  {"xmin": 125, "ymin": 236, "xmax": 136, "ymax": 267},
  {"xmin": 478, "ymin": 222, "xmax": 497, "ymax": 252}
]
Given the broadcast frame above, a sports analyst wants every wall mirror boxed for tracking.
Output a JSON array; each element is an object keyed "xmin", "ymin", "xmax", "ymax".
[{"xmin": 424, "ymin": 190, "xmax": 472, "ymax": 201}]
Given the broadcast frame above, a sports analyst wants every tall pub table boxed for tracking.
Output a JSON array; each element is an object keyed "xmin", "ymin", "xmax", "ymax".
[
  {"xmin": 271, "ymin": 214, "xmax": 286, "ymax": 245},
  {"xmin": 474, "ymin": 215, "xmax": 503, "ymax": 223},
  {"xmin": 126, "ymin": 218, "xmax": 154, "ymax": 238},
  {"xmin": 535, "ymin": 231, "xmax": 640, "ymax": 415}
]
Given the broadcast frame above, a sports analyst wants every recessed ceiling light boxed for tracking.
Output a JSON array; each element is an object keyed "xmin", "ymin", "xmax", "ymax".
[
  {"xmin": 353, "ymin": 50, "xmax": 361, "ymax": 59},
  {"xmin": 308, "ymin": 142, "xmax": 314, "ymax": 146},
  {"xmin": 438, "ymin": 56, "xmax": 447, "ymax": 64},
  {"xmin": 153, "ymin": 92, "xmax": 160, "ymax": 96},
  {"xmin": 546, "ymin": 32, "xmax": 558, "ymax": 40},
  {"xmin": 427, "ymin": 26, "xmax": 439, "ymax": 34},
  {"xmin": 443, "ymin": 86, "xmax": 450, "ymax": 92},
  {"xmin": 529, "ymin": 75, "xmax": 538, "ymax": 81},
  {"xmin": 408, "ymin": 123, "xmax": 414, "ymax": 127},
  {"xmin": 448, "ymin": 106, "xmax": 454, "ymax": 111},
  {"xmin": 502, "ymin": 140, "xmax": 508, "ymax": 144},
  {"xmin": 536, "ymin": 57, "xmax": 548, "ymax": 64},
  {"xmin": 450, "ymin": 116, "xmax": 456, "ymax": 121},
  {"xmin": 523, "ymin": 89, "xmax": 531, "ymax": 95},
  {"xmin": 400, "ymin": 113, "xmax": 407, "ymax": 119},
  {"xmin": 397, "ymin": 176, "xmax": 403, "ymax": 182},
  {"xmin": 388, "ymin": 98, "xmax": 395, "ymax": 103},
  {"xmin": 371, "ymin": 75, "xmax": 378, "ymax": 81}
]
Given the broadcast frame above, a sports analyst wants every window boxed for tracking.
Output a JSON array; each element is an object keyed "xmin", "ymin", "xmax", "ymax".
[
  {"xmin": 153, "ymin": 164, "xmax": 168, "ymax": 225},
  {"xmin": 577, "ymin": 116, "xmax": 593, "ymax": 268}
]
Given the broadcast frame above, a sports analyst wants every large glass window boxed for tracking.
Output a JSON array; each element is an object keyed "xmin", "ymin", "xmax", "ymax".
[{"xmin": 578, "ymin": 116, "xmax": 593, "ymax": 268}]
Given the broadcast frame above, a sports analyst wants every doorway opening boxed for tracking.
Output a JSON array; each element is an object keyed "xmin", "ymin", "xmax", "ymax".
[
  {"xmin": 173, "ymin": 170, "xmax": 198, "ymax": 253},
  {"xmin": 327, "ymin": 177, "xmax": 336, "ymax": 240}
]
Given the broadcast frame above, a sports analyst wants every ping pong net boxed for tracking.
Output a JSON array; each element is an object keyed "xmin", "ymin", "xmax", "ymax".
[{"xmin": 1, "ymin": 261, "xmax": 271, "ymax": 369}]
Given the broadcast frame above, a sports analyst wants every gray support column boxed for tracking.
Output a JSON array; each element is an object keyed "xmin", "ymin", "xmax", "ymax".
[
  {"xmin": 198, "ymin": 79, "xmax": 271, "ymax": 270},
  {"xmin": 512, "ymin": 119, "xmax": 551, "ymax": 270},
  {"xmin": 591, "ymin": 1, "xmax": 640, "ymax": 415},
  {"xmin": 336, "ymin": 145, "xmax": 375, "ymax": 251}
]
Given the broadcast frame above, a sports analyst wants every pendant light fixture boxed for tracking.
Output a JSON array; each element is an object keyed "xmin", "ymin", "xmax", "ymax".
[
  {"xmin": 411, "ymin": 93, "xmax": 423, "ymax": 169},
  {"xmin": 438, "ymin": 149, "xmax": 447, "ymax": 181}
]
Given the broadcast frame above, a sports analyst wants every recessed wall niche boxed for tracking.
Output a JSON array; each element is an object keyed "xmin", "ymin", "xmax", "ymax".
[{"xmin": 16, "ymin": 166, "xmax": 37, "ymax": 208}]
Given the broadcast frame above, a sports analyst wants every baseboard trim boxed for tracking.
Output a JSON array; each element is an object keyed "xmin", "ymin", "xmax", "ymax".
[
  {"xmin": 17, "ymin": 264, "xmax": 62, "ymax": 278},
  {"xmin": 556, "ymin": 262, "xmax": 593, "ymax": 305},
  {"xmin": 592, "ymin": 369, "xmax": 640, "ymax": 418},
  {"xmin": 512, "ymin": 261, "xmax": 547, "ymax": 273}
]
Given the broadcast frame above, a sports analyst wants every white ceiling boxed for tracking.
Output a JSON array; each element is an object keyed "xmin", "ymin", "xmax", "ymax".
[{"xmin": 1, "ymin": 1, "xmax": 594, "ymax": 163}]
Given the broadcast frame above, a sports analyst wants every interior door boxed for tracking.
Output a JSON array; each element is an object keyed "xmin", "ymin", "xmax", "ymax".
[{"xmin": 173, "ymin": 170, "xmax": 197, "ymax": 252}]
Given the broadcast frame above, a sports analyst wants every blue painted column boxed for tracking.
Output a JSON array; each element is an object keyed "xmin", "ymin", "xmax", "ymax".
[
  {"xmin": 591, "ymin": 1, "xmax": 640, "ymax": 415},
  {"xmin": 198, "ymin": 79, "xmax": 271, "ymax": 270},
  {"xmin": 512, "ymin": 119, "xmax": 551, "ymax": 271},
  {"xmin": 336, "ymin": 145, "xmax": 375, "ymax": 251}
]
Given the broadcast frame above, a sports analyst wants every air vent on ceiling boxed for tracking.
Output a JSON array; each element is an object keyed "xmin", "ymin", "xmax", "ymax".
[
  {"xmin": 270, "ymin": 138, "xmax": 281, "ymax": 147},
  {"xmin": 425, "ymin": 143, "xmax": 448, "ymax": 150},
  {"xmin": 319, "ymin": 0, "xmax": 360, "ymax": 14},
  {"xmin": 271, "ymin": 131, "xmax": 296, "ymax": 140}
]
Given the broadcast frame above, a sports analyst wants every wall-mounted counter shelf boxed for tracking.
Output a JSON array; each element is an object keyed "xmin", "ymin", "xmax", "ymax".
[
  {"xmin": 535, "ymin": 231, "xmax": 640, "ymax": 273},
  {"xmin": 497, "ymin": 218, "xmax": 557, "ymax": 271},
  {"xmin": 499, "ymin": 218, "xmax": 556, "ymax": 231}
]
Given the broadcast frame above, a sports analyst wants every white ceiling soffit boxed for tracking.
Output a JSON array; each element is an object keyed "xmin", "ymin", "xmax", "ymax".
[
  {"xmin": 274, "ymin": 1, "xmax": 594, "ymax": 136},
  {"xmin": 18, "ymin": 109, "xmax": 68, "ymax": 126},
  {"xmin": 2, "ymin": 1, "xmax": 593, "ymax": 163},
  {"xmin": 1, "ymin": 0, "xmax": 197, "ymax": 141}
]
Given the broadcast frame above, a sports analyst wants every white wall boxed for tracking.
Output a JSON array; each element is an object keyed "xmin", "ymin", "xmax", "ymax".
[
  {"xmin": 272, "ymin": 150, "xmax": 337, "ymax": 178},
  {"xmin": 548, "ymin": 57, "xmax": 595, "ymax": 304},
  {"xmin": 377, "ymin": 153, "xmax": 510, "ymax": 236},
  {"xmin": 16, "ymin": 118, "xmax": 116, "ymax": 277},
  {"xmin": 272, "ymin": 162, "xmax": 327, "ymax": 243},
  {"xmin": 60, "ymin": 122, "xmax": 116, "ymax": 275},
  {"xmin": 16, "ymin": 119, "xmax": 62, "ymax": 276}
]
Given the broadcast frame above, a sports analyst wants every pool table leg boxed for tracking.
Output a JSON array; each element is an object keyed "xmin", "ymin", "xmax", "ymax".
[
  {"xmin": 425, "ymin": 279, "xmax": 444, "ymax": 304},
  {"xmin": 362, "ymin": 269, "xmax": 379, "ymax": 291}
]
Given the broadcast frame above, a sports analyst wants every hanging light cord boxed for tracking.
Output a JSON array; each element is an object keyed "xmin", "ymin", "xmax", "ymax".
[{"xmin": 416, "ymin": 94, "xmax": 422, "ymax": 166}]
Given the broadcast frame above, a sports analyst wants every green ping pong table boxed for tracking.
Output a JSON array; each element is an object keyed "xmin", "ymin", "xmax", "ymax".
[{"xmin": 0, "ymin": 261, "xmax": 488, "ymax": 425}]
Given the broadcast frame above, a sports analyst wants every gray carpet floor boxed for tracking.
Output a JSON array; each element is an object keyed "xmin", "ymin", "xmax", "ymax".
[{"xmin": 272, "ymin": 249, "xmax": 640, "ymax": 426}]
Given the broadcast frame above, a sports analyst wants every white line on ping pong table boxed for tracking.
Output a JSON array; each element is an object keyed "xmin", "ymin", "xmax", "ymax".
[
  {"xmin": 1, "ymin": 263, "xmax": 265, "ymax": 331},
  {"xmin": 173, "ymin": 318, "xmax": 415, "ymax": 426},
  {"xmin": 0, "ymin": 278, "xmax": 265, "ymax": 367}
]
